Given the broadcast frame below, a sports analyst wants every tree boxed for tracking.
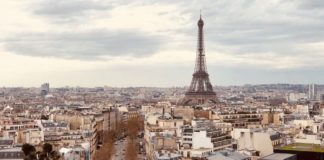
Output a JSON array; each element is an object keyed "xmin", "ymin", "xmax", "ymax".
[
  {"xmin": 95, "ymin": 131, "xmax": 115, "ymax": 160},
  {"xmin": 49, "ymin": 151, "xmax": 60, "ymax": 160},
  {"xmin": 124, "ymin": 140, "xmax": 137, "ymax": 160},
  {"xmin": 43, "ymin": 143, "xmax": 53, "ymax": 156},
  {"xmin": 22, "ymin": 144, "xmax": 37, "ymax": 160},
  {"xmin": 41, "ymin": 115, "xmax": 49, "ymax": 120},
  {"xmin": 39, "ymin": 143, "xmax": 60, "ymax": 160},
  {"xmin": 115, "ymin": 121, "xmax": 125, "ymax": 138},
  {"xmin": 126, "ymin": 117, "xmax": 143, "ymax": 140},
  {"xmin": 22, "ymin": 144, "xmax": 36, "ymax": 156},
  {"xmin": 124, "ymin": 117, "xmax": 144, "ymax": 160}
]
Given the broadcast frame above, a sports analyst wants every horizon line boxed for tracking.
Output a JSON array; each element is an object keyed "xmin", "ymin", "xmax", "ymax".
[{"xmin": 1, "ymin": 83, "xmax": 323, "ymax": 89}]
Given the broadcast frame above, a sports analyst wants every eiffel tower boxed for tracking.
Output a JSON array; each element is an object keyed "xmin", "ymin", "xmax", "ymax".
[{"xmin": 182, "ymin": 15, "xmax": 217, "ymax": 105}]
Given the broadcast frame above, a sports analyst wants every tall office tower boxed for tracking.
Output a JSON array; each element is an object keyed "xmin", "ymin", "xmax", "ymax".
[
  {"xmin": 182, "ymin": 15, "xmax": 217, "ymax": 105},
  {"xmin": 41, "ymin": 83, "xmax": 50, "ymax": 95},
  {"xmin": 308, "ymin": 84, "xmax": 317, "ymax": 101}
]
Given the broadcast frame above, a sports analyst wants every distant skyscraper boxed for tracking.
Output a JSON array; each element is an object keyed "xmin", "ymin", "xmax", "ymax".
[
  {"xmin": 41, "ymin": 83, "xmax": 50, "ymax": 95},
  {"xmin": 320, "ymin": 94, "xmax": 324, "ymax": 103},
  {"xmin": 182, "ymin": 15, "xmax": 217, "ymax": 105},
  {"xmin": 308, "ymin": 84, "xmax": 317, "ymax": 100}
]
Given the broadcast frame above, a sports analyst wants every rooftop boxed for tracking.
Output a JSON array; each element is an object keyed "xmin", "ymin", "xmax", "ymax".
[
  {"xmin": 260, "ymin": 153, "xmax": 296, "ymax": 160},
  {"xmin": 208, "ymin": 149, "xmax": 250, "ymax": 160},
  {"xmin": 154, "ymin": 150, "xmax": 182, "ymax": 159},
  {"xmin": 0, "ymin": 147, "xmax": 24, "ymax": 159},
  {"xmin": 0, "ymin": 138, "xmax": 13, "ymax": 146},
  {"xmin": 279, "ymin": 143, "xmax": 324, "ymax": 153}
]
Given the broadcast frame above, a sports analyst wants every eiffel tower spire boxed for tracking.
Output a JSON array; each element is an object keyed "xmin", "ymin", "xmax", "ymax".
[{"xmin": 182, "ymin": 15, "xmax": 217, "ymax": 105}]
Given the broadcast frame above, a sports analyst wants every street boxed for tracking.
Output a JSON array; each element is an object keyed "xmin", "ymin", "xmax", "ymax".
[{"xmin": 111, "ymin": 137, "xmax": 145, "ymax": 160}]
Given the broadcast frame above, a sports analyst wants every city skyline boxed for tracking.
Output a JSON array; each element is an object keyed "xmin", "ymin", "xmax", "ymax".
[{"xmin": 1, "ymin": 0, "xmax": 324, "ymax": 87}]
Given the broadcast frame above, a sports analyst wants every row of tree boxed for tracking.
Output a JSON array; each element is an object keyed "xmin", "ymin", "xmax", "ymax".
[
  {"xmin": 94, "ymin": 116, "xmax": 144, "ymax": 160},
  {"xmin": 22, "ymin": 143, "xmax": 60, "ymax": 160},
  {"xmin": 94, "ymin": 119, "xmax": 125, "ymax": 160},
  {"xmin": 125, "ymin": 117, "xmax": 144, "ymax": 160},
  {"xmin": 94, "ymin": 131, "xmax": 116, "ymax": 160},
  {"xmin": 23, "ymin": 117, "xmax": 144, "ymax": 160}
]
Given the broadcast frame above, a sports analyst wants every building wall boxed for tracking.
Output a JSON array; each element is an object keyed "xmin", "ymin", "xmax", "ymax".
[
  {"xmin": 232, "ymin": 128, "xmax": 251, "ymax": 140},
  {"xmin": 192, "ymin": 131, "xmax": 213, "ymax": 149},
  {"xmin": 261, "ymin": 112, "xmax": 281, "ymax": 126},
  {"xmin": 218, "ymin": 112, "xmax": 262, "ymax": 128},
  {"xmin": 156, "ymin": 137, "xmax": 177, "ymax": 150},
  {"xmin": 173, "ymin": 107, "xmax": 194, "ymax": 121},
  {"xmin": 273, "ymin": 113, "xmax": 281, "ymax": 126},
  {"xmin": 103, "ymin": 109, "xmax": 120, "ymax": 131},
  {"xmin": 294, "ymin": 134, "xmax": 321, "ymax": 144},
  {"xmin": 261, "ymin": 113, "xmax": 271, "ymax": 125},
  {"xmin": 293, "ymin": 120, "xmax": 313, "ymax": 128},
  {"xmin": 194, "ymin": 110, "xmax": 210, "ymax": 119},
  {"xmin": 238, "ymin": 131, "xmax": 273, "ymax": 157},
  {"xmin": 51, "ymin": 114, "xmax": 88, "ymax": 130},
  {"xmin": 253, "ymin": 132, "xmax": 273, "ymax": 157},
  {"xmin": 25, "ymin": 129, "xmax": 42, "ymax": 145}
]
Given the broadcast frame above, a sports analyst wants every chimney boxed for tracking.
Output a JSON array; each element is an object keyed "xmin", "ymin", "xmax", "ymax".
[{"xmin": 162, "ymin": 107, "xmax": 165, "ymax": 117}]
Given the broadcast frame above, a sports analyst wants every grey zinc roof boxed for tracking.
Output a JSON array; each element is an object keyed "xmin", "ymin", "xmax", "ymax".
[
  {"xmin": 227, "ymin": 152, "xmax": 250, "ymax": 160},
  {"xmin": 260, "ymin": 153, "xmax": 296, "ymax": 160},
  {"xmin": 0, "ymin": 147, "xmax": 24, "ymax": 160},
  {"xmin": 208, "ymin": 150, "xmax": 250, "ymax": 160},
  {"xmin": 208, "ymin": 154, "xmax": 233, "ymax": 160},
  {"xmin": 0, "ymin": 139, "xmax": 13, "ymax": 146}
]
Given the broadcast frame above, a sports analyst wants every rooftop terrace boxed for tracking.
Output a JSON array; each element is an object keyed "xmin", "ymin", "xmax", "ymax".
[{"xmin": 279, "ymin": 143, "xmax": 324, "ymax": 153}]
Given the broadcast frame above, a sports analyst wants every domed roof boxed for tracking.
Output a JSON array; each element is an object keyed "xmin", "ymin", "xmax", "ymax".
[{"xmin": 4, "ymin": 105, "xmax": 13, "ymax": 110}]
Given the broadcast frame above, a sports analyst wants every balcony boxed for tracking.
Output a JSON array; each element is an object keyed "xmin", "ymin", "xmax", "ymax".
[{"xmin": 213, "ymin": 139, "xmax": 232, "ymax": 148}]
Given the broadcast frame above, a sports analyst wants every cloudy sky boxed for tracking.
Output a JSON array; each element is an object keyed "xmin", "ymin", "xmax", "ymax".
[{"xmin": 1, "ymin": 0, "xmax": 324, "ymax": 87}]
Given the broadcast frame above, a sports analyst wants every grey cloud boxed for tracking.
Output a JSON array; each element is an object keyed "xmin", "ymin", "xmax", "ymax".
[
  {"xmin": 209, "ymin": 65, "xmax": 324, "ymax": 85},
  {"xmin": 206, "ymin": 22, "xmax": 324, "ymax": 55},
  {"xmin": 3, "ymin": 30, "xmax": 164, "ymax": 60},
  {"xmin": 170, "ymin": 0, "xmax": 324, "ymax": 58},
  {"xmin": 297, "ymin": 0, "xmax": 324, "ymax": 9},
  {"xmin": 31, "ymin": 0, "xmax": 188, "ymax": 23},
  {"xmin": 19, "ymin": 0, "xmax": 324, "ymax": 63},
  {"xmin": 32, "ymin": 0, "xmax": 113, "ymax": 22}
]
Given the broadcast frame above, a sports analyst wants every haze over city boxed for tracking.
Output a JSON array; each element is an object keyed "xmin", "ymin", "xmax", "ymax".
[
  {"xmin": 2, "ymin": 1, "xmax": 324, "ymax": 160},
  {"xmin": 1, "ymin": 0, "xmax": 324, "ymax": 87}
]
